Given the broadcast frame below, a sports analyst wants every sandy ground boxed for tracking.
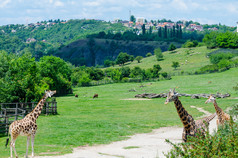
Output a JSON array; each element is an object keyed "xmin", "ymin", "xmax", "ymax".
[{"xmin": 36, "ymin": 107, "xmax": 218, "ymax": 158}]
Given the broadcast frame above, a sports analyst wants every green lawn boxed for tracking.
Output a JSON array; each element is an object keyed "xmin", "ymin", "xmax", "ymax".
[
  {"xmin": 110, "ymin": 46, "xmax": 215, "ymax": 74},
  {"xmin": 0, "ymin": 67, "xmax": 237, "ymax": 158}
]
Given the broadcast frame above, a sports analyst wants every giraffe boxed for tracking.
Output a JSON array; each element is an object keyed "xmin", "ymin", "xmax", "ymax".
[
  {"xmin": 205, "ymin": 95, "xmax": 230, "ymax": 127},
  {"xmin": 6, "ymin": 90, "xmax": 56, "ymax": 158},
  {"xmin": 165, "ymin": 89, "xmax": 216, "ymax": 142}
]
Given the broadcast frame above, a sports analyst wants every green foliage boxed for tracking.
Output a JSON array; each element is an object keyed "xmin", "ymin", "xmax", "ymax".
[
  {"xmin": 120, "ymin": 66, "xmax": 130, "ymax": 78},
  {"xmin": 146, "ymin": 52, "xmax": 152, "ymax": 57},
  {"xmin": 86, "ymin": 67, "xmax": 104, "ymax": 81},
  {"xmin": 130, "ymin": 15, "xmax": 136, "ymax": 23},
  {"xmin": 209, "ymin": 53, "xmax": 234, "ymax": 64},
  {"xmin": 78, "ymin": 71, "xmax": 92, "ymax": 87},
  {"xmin": 104, "ymin": 59, "xmax": 112, "ymax": 67},
  {"xmin": 116, "ymin": 52, "xmax": 130, "ymax": 65},
  {"xmin": 129, "ymin": 55, "xmax": 135, "ymax": 62},
  {"xmin": 168, "ymin": 44, "xmax": 176, "ymax": 51},
  {"xmin": 0, "ymin": 53, "xmax": 73, "ymax": 102},
  {"xmin": 152, "ymin": 64, "xmax": 162, "ymax": 78},
  {"xmin": 197, "ymin": 64, "xmax": 219, "ymax": 74},
  {"xmin": 182, "ymin": 40, "xmax": 198, "ymax": 48},
  {"xmin": 38, "ymin": 56, "xmax": 72, "ymax": 95},
  {"xmin": 203, "ymin": 31, "xmax": 238, "ymax": 49},
  {"xmin": 130, "ymin": 66, "xmax": 144, "ymax": 79},
  {"xmin": 154, "ymin": 48, "xmax": 163, "ymax": 61},
  {"xmin": 165, "ymin": 120, "xmax": 238, "ymax": 158},
  {"xmin": 171, "ymin": 61, "xmax": 180, "ymax": 70},
  {"xmin": 203, "ymin": 31, "xmax": 218, "ymax": 49},
  {"xmin": 135, "ymin": 56, "xmax": 143, "ymax": 63}
]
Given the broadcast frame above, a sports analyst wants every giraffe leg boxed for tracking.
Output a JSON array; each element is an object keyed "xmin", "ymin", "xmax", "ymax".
[
  {"xmin": 26, "ymin": 136, "xmax": 30, "ymax": 158},
  {"xmin": 10, "ymin": 138, "xmax": 18, "ymax": 158},
  {"xmin": 31, "ymin": 135, "xmax": 35, "ymax": 157}
]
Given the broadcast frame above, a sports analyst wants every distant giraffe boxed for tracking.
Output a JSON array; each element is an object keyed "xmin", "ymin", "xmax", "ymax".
[
  {"xmin": 165, "ymin": 89, "xmax": 216, "ymax": 142},
  {"xmin": 205, "ymin": 95, "xmax": 230, "ymax": 127},
  {"xmin": 6, "ymin": 90, "xmax": 56, "ymax": 158}
]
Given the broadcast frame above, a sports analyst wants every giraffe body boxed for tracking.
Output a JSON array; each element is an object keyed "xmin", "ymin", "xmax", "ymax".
[
  {"xmin": 165, "ymin": 89, "xmax": 215, "ymax": 142},
  {"xmin": 205, "ymin": 95, "xmax": 230, "ymax": 127},
  {"xmin": 7, "ymin": 90, "xmax": 56, "ymax": 158}
]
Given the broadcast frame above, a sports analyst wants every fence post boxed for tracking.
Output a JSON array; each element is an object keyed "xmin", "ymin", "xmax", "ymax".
[
  {"xmin": 46, "ymin": 102, "xmax": 49, "ymax": 115},
  {"xmin": 51, "ymin": 102, "xmax": 53, "ymax": 114},
  {"xmin": 15, "ymin": 103, "xmax": 18, "ymax": 120}
]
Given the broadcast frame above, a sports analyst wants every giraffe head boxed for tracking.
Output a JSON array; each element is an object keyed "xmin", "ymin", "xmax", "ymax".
[
  {"xmin": 165, "ymin": 88, "xmax": 178, "ymax": 104},
  {"xmin": 45, "ymin": 90, "xmax": 56, "ymax": 98},
  {"xmin": 205, "ymin": 95, "xmax": 215, "ymax": 104}
]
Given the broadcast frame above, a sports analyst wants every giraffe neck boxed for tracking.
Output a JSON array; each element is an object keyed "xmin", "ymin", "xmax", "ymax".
[
  {"xmin": 213, "ymin": 100, "xmax": 223, "ymax": 116},
  {"xmin": 28, "ymin": 94, "xmax": 48, "ymax": 122},
  {"xmin": 173, "ymin": 97, "xmax": 194, "ymax": 129}
]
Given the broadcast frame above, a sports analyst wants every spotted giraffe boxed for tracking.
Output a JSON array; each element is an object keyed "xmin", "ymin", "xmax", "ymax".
[
  {"xmin": 6, "ymin": 90, "xmax": 56, "ymax": 158},
  {"xmin": 205, "ymin": 95, "xmax": 230, "ymax": 127},
  {"xmin": 165, "ymin": 89, "xmax": 216, "ymax": 142}
]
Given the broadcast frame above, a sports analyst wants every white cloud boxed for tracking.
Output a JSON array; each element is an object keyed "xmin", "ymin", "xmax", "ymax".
[
  {"xmin": 0, "ymin": 0, "xmax": 11, "ymax": 8},
  {"xmin": 171, "ymin": 0, "xmax": 188, "ymax": 10},
  {"xmin": 54, "ymin": 0, "xmax": 64, "ymax": 7}
]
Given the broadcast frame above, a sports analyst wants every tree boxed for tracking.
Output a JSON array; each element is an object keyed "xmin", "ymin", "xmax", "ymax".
[
  {"xmin": 116, "ymin": 52, "xmax": 130, "ymax": 65},
  {"xmin": 168, "ymin": 44, "xmax": 177, "ymax": 51},
  {"xmin": 142, "ymin": 24, "xmax": 146, "ymax": 35},
  {"xmin": 135, "ymin": 56, "xmax": 143, "ymax": 63},
  {"xmin": 154, "ymin": 48, "xmax": 163, "ymax": 61},
  {"xmin": 104, "ymin": 59, "xmax": 112, "ymax": 67},
  {"xmin": 164, "ymin": 25, "xmax": 168, "ymax": 38},
  {"xmin": 39, "ymin": 56, "xmax": 72, "ymax": 95},
  {"xmin": 129, "ymin": 55, "xmax": 135, "ymax": 62},
  {"xmin": 130, "ymin": 15, "xmax": 136, "ymax": 23},
  {"xmin": 152, "ymin": 64, "xmax": 162, "ymax": 78},
  {"xmin": 158, "ymin": 27, "xmax": 162, "ymax": 38},
  {"xmin": 172, "ymin": 61, "xmax": 180, "ymax": 70},
  {"xmin": 146, "ymin": 52, "xmax": 152, "ymax": 57}
]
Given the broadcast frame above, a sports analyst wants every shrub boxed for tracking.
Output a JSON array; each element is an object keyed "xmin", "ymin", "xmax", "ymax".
[
  {"xmin": 154, "ymin": 48, "xmax": 163, "ymax": 61},
  {"xmin": 168, "ymin": 44, "xmax": 176, "ymax": 51},
  {"xmin": 135, "ymin": 56, "xmax": 143, "ymax": 63},
  {"xmin": 165, "ymin": 119, "xmax": 238, "ymax": 158},
  {"xmin": 172, "ymin": 61, "xmax": 180, "ymax": 70},
  {"xmin": 217, "ymin": 59, "xmax": 231, "ymax": 71},
  {"xmin": 210, "ymin": 53, "xmax": 234, "ymax": 64},
  {"xmin": 199, "ymin": 64, "xmax": 219, "ymax": 73},
  {"xmin": 146, "ymin": 52, "xmax": 152, "ymax": 57}
]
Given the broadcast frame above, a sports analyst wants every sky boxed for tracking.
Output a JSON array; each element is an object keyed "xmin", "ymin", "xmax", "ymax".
[{"xmin": 0, "ymin": 0, "xmax": 237, "ymax": 26}]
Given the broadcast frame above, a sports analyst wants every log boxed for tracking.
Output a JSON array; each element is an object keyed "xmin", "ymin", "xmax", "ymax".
[{"xmin": 135, "ymin": 92, "xmax": 230, "ymax": 99}]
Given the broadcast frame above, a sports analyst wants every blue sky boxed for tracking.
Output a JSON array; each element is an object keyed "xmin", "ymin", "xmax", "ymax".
[{"xmin": 0, "ymin": 0, "xmax": 237, "ymax": 26}]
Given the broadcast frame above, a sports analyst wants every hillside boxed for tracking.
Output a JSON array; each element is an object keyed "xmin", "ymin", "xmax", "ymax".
[
  {"xmin": 0, "ymin": 19, "xmax": 128, "ymax": 58},
  {"xmin": 54, "ymin": 38, "xmax": 183, "ymax": 66},
  {"xmin": 107, "ymin": 46, "xmax": 215, "ymax": 74}
]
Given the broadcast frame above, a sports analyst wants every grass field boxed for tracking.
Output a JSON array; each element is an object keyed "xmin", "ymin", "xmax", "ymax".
[
  {"xmin": 111, "ymin": 46, "xmax": 215, "ymax": 74},
  {"xmin": 0, "ymin": 67, "xmax": 237, "ymax": 158}
]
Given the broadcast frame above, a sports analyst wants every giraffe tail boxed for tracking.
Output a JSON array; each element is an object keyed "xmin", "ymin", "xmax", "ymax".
[
  {"xmin": 5, "ymin": 138, "xmax": 9, "ymax": 148},
  {"xmin": 5, "ymin": 127, "xmax": 10, "ymax": 148}
]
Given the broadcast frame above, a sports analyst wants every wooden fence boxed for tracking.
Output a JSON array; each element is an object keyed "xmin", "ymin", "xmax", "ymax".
[{"xmin": 0, "ymin": 102, "xmax": 57, "ymax": 135}]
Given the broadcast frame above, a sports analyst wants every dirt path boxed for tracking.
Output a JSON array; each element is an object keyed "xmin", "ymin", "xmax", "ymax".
[{"xmin": 37, "ymin": 107, "xmax": 217, "ymax": 158}]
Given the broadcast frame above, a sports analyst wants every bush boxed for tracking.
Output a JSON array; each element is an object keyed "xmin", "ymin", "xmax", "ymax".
[
  {"xmin": 135, "ymin": 56, "xmax": 143, "ymax": 63},
  {"xmin": 171, "ymin": 61, "xmax": 180, "ymax": 70},
  {"xmin": 165, "ymin": 120, "xmax": 238, "ymax": 158},
  {"xmin": 210, "ymin": 53, "xmax": 234, "ymax": 64},
  {"xmin": 146, "ymin": 52, "xmax": 152, "ymax": 57},
  {"xmin": 154, "ymin": 48, "xmax": 163, "ymax": 61},
  {"xmin": 198, "ymin": 64, "xmax": 219, "ymax": 73},
  {"xmin": 168, "ymin": 44, "xmax": 176, "ymax": 51},
  {"xmin": 217, "ymin": 59, "xmax": 231, "ymax": 71}
]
